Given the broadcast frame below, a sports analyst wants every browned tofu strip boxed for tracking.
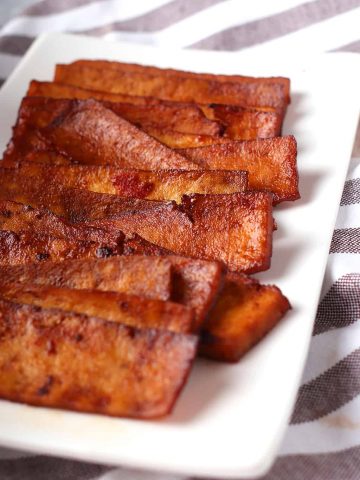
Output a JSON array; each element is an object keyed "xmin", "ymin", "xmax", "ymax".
[
  {"xmin": 0, "ymin": 299, "xmax": 197, "ymax": 418},
  {"xmin": 200, "ymin": 274, "xmax": 291, "ymax": 362},
  {"xmin": 68, "ymin": 59, "xmax": 290, "ymax": 104},
  {"xmin": 26, "ymin": 84, "xmax": 223, "ymax": 136},
  {"xmin": 0, "ymin": 168, "xmax": 273, "ymax": 273},
  {"xmin": 0, "ymin": 255, "xmax": 172, "ymax": 301},
  {"xmin": 0, "ymin": 200, "xmax": 124, "ymax": 245},
  {"xmin": 0, "ymin": 283, "xmax": 194, "ymax": 333},
  {"xmin": 27, "ymin": 83, "xmax": 282, "ymax": 140},
  {"xmin": 6, "ymin": 162, "xmax": 248, "ymax": 203},
  {"xmin": 55, "ymin": 63, "xmax": 288, "ymax": 111},
  {"xmin": 0, "ymin": 252, "xmax": 222, "ymax": 329},
  {"xmin": 180, "ymin": 136, "xmax": 299, "ymax": 204},
  {"xmin": 0, "ymin": 230, "xmax": 124, "ymax": 266},
  {"xmin": 5, "ymin": 98, "xmax": 198, "ymax": 170}
]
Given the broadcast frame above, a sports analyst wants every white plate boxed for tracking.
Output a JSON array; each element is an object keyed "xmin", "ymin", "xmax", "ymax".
[{"xmin": 0, "ymin": 33, "xmax": 359, "ymax": 479}]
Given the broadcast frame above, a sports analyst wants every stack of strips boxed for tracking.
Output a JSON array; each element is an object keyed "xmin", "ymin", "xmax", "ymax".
[{"xmin": 0, "ymin": 60, "xmax": 299, "ymax": 418}]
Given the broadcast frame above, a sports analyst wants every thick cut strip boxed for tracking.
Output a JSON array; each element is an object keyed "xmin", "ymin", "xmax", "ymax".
[
  {"xmin": 46, "ymin": 99, "xmax": 199, "ymax": 169},
  {"xmin": 27, "ymin": 83, "xmax": 281, "ymax": 140},
  {"xmin": 4, "ymin": 98, "xmax": 198, "ymax": 170},
  {"xmin": 0, "ymin": 200, "xmax": 124, "ymax": 245},
  {"xmin": 0, "ymin": 169, "xmax": 273, "ymax": 273},
  {"xmin": 0, "ymin": 256, "xmax": 172, "ymax": 301},
  {"xmin": 27, "ymin": 84, "xmax": 223, "ymax": 136},
  {"xmin": 200, "ymin": 274, "xmax": 291, "ymax": 362},
  {"xmin": 8, "ymin": 162, "xmax": 248, "ymax": 203},
  {"xmin": 0, "ymin": 283, "xmax": 194, "ymax": 333},
  {"xmin": 0, "ymin": 299, "xmax": 197, "ymax": 418},
  {"xmin": 55, "ymin": 63, "xmax": 288, "ymax": 111},
  {"xmin": 68, "ymin": 59, "xmax": 290, "ymax": 104},
  {"xmin": 0, "ymin": 230, "xmax": 123, "ymax": 266},
  {"xmin": 180, "ymin": 136, "xmax": 299, "ymax": 204},
  {"xmin": 0, "ymin": 201, "xmax": 182, "ymax": 259}
]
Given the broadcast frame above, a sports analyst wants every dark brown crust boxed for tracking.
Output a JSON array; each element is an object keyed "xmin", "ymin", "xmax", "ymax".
[
  {"xmin": 0, "ymin": 200, "xmax": 124, "ymax": 245},
  {"xmin": 6, "ymin": 162, "xmax": 248, "ymax": 203},
  {"xmin": 180, "ymin": 136, "xmax": 299, "ymax": 204},
  {"xmin": 26, "ymin": 84, "xmax": 223, "ymax": 136},
  {"xmin": 0, "ymin": 230, "xmax": 123, "ymax": 266},
  {"xmin": 27, "ymin": 83, "xmax": 282, "ymax": 140},
  {"xmin": 200, "ymin": 273, "xmax": 291, "ymax": 362},
  {"xmin": 55, "ymin": 63, "xmax": 288, "ymax": 111},
  {"xmin": 0, "ymin": 298, "xmax": 198, "ymax": 418},
  {"xmin": 4, "ymin": 98, "xmax": 198, "ymax": 170},
  {"xmin": 68, "ymin": 59, "xmax": 291, "ymax": 104},
  {"xmin": 0, "ymin": 256, "xmax": 173, "ymax": 301},
  {"xmin": 120, "ymin": 243, "xmax": 224, "ymax": 331},
  {"xmin": 0, "ymin": 283, "xmax": 194, "ymax": 333},
  {"xmin": 0, "ymin": 168, "xmax": 273, "ymax": 273}
]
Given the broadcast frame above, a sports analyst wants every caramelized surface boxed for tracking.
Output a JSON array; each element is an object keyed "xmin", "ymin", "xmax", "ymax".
[
  {"xmin": 0, "ymin": 299, "xmax": 197, "ymax": 418},
  {"xmin": 7, "ymin": 163, "xmax": 248, "ymax": 203},
  {"xmin": 0, "ymin": 283, "xmax": 194, "ymax": 333},
  {"xmin": 68, "ymin": 59, "xmax": 290, "ymax": 103},
  {"xmin": 0, "ymin": 200, "xmax": 124, "ymax": 245},
  {"xmin": 5, "ymin": 98, "xmax": 198, "ymax": 170},
  {"xmin": 181, "ymin": 136, "xmax": 299, "ymax": 204},
  {"xmin": 0, "ymin": 230, "xmax": 122, "ymax": 266},
  {"xmin": 55, "ymin": 63, "xmax": 288, "ymax": 111},
  {"xmin": 27, "ymin": 83, "xmax": 281, "ymax": 140},
  {"xmin": 0, "ymin": 169, "xmax": 273, "ymax": 273},
  {"xmin": 0, "ymin": 256, "xmax": 172, "ymax": 301},
  {"xmin": 200, "ymin": 273, "xmax": 291, "ymax": 362}
]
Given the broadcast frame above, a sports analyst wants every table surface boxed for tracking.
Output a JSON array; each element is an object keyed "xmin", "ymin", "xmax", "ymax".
[{"xmin": 0, "ymin": 0, "xmax": 36, "ymax": 28}]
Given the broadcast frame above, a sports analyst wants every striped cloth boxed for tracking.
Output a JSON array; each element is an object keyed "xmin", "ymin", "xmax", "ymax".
[{"xmin": 0, "ymin": 0, "xmax": 360, "ymax": 478}]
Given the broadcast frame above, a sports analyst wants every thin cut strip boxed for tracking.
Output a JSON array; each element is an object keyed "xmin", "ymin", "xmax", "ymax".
[
  {"xmin": 0, "ymin": 255, "xmax": 172, "ymax": 301},
  {"xmin": 26, "ymin": 84, "xmax": 222, "ymax": 136},
  {"xmin": 6, "ymin": 162, "xmax": 248, "ymax": 203},
  {"xmin": 180, "ymin": 136, "xmax": 299, "ymax": 204},
  {"xmin": 0, "ymin": 169, "xmax": 273, "ymax": 273},
  {"xmin": 200, "ymin": 273, "xmax": 291, "ymax": 362},
  {"xmin": 5, "ymin": 98, "xmax": 198, "ymax": 170},
  {"xmin": 55, "ymin": 63, "xmax": 288, "ymax": 111},
  {"xmin": 0, "ymin": 299, "xmax": 197, "ymax": 418},
  {"xmin": 27, "ymin": 82, "xmax": 282, "ymax": 139},
  {"xmin": 0, "ymin": 200, "xmax": 124, "ymax": 245},
  {"xmin": 0, "ymin": 283, "xmax": 194, "ymax": 333},
  {"xmin": 0, "ymin": 250, "xmax": 222, "ymax": 329},
  {"xmin": 68, "ymin": 59, "xmax": 290, "ymax": 103},
  {"xmin": 0, "ymin": 230, "xmax": 123, "ymax": 266}
]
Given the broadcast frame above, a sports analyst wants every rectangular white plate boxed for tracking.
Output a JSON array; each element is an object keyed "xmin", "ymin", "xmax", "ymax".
[{"xmin": 0, "ymin": 33, "xmax": 359, "ymax": 479}]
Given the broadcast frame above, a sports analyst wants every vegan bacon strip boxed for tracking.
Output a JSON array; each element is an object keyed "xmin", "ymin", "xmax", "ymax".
[
  {"xmin": 27, "ymin": 82, "xmax": 282, "ymax": 140},
  {"xmin": 180, "ymin": 136, "xmax": 299, "ymax": 204},
  {"xmin": 0, "ymin": 283, "xmax": 194, "ymax": 334},
  {"xmin": 0, "ymin": 255, "xmax": 173, "ymax": 301},
  {"xmin": 55, "ymin": 62, "xmax": 288, "ymax": 112},
  {"xmin": 0, "ymin": 168, "xmax": 273, "ymax": 273},
  {"xmin": 0, "ymin": 299, "xmax": 197, "ymax": 418},
  {"xmin": 6, "ymin": 162, "xmax": 248, "ymax": 203},
  {"xmin": 67, "ymin": 59, "xmax": 290, "ymax": 105}
]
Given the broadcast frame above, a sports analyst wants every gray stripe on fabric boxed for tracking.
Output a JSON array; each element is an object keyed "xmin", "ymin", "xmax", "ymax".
[
  {"xmin": 23, "ymin": 0, "xmax": 108, "ymax": 16},
  {"xmin": 313, "ymin": 274, "xmax": 360, "ymax": 335},
  {"xmin": 334, "ymin": 39, "xmax": 360, "ymax": 53},
  {"xmin": 250, "ymin": 445, "xmax": 360, "ymax": 480},
  {"xmin": 0, "ymin": 78, "xmax": 5, "ymax": 88},
  {"xmin": 84, "ymin": 0, "xmax": 227, "ymax": 36},
  {"xmin": 190, "ymin": 0, "xmax": 360, "ymax": 51},
  {"xmin": 330, "ymin": 228, "xmax": 360, "ymax": 254},
  {"xmin": 0, "ymin": 455, "xmax": 111, "ymax": 480},
  {"xmin": 0, "ymin": 35, "xmax": 33, "ymax": 56},
  {"xmin": 341, "ymin": 179, "xmax": 360, "ymax": 206},
  {"xmin": 291, "ymin": 348, "xmax": 360, "ymax": 424}
]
